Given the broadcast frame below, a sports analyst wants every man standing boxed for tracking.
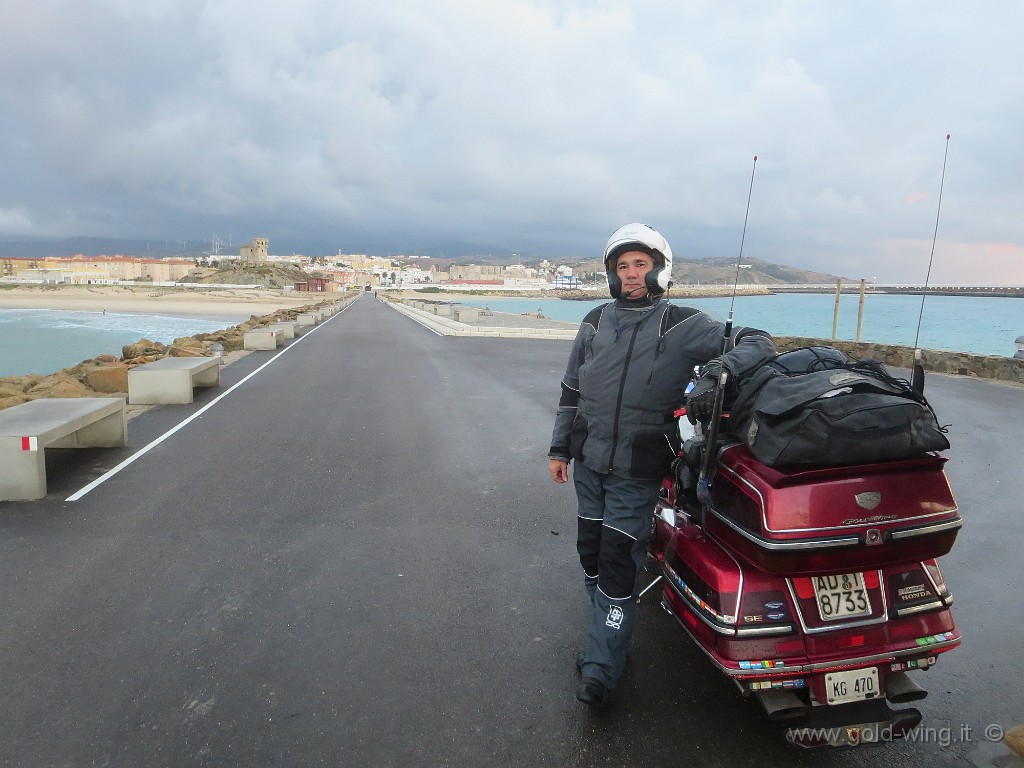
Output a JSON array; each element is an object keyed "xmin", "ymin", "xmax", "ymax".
[{"xmin": 548, "ymin": 223, "xmax": 775, "ymax": 708}]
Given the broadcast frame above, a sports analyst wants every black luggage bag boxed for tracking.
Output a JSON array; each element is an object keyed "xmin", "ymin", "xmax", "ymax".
[{"xmin": 728, "ymin": 347, "xmax": 950, "ymax": 467}]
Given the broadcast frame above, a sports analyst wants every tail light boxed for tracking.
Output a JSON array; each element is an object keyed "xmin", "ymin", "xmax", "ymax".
[
  {"xmin": 887, "ymin": 564, "xmax": 949, "ymax": 617},
  {"xmin": 923, "ymin": 560, "xmax": 949, "ymax": 596}
]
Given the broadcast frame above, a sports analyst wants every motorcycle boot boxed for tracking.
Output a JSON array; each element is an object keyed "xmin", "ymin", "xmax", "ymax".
[
  {"xmin": 573, "ymin": 464, "xmax": 660, "ymax": 695},
  {"xmin": 576, "ymin": 677, "xmax": 611, "ymax": 708}
]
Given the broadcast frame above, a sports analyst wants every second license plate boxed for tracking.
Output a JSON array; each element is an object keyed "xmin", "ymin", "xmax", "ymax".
[{"xmin": 825, "ymin": 666, "xmax": 879, "ymax": 704}]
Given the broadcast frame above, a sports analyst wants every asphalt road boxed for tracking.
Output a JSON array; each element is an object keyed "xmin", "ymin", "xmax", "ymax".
[{"xmin": 1, "ymin": 295, "xmax": 1021, "ymax": 767}]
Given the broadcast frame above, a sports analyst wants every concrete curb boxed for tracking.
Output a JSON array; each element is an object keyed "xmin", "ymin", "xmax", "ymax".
[
  {"xmin": 386, "ymin": 300, "xmax": 578, "ymax": 340},
  {"xmin": 385, "ymin": 299, "xmax": 1024, "ymax": 384}
]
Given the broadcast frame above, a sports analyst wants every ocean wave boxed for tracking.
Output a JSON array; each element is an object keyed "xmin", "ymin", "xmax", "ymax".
[{"xmin": 0, "ymin": 308, "xmax": 238, "ymax": 377}]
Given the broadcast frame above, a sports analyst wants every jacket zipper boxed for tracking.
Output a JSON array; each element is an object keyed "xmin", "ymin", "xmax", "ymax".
[
  {"xmin": 647, "ymin": 305, "xmax": 670, "ymax": 384},
  {"xmin": 608, "ymin": 320, "xmax": 643, "ymax": 471}
]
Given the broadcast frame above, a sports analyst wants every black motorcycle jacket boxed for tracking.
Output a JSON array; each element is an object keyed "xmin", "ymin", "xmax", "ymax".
[{"xmin": 549, "ymin": 297, "xmax": 775, "ymax": 479}]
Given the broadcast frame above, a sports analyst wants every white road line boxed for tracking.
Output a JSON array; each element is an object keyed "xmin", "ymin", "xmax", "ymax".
[{"xmin": 66, "ymin": 303, "xmax": 350, "ymax": 502}]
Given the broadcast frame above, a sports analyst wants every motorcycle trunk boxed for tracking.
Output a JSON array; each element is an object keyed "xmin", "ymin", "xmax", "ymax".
[{"xmin": 651, "ymin": 441, "xmax": 962, "ymax": 748}]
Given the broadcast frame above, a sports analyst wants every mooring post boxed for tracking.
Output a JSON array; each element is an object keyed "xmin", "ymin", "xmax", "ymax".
[
  {"xmin": 856, "ymin": 279, "xmax": 866, "ymax": 342},
  {"xmin": 832, "ymin": 279, "xmax": 842, "ymax": 340}
]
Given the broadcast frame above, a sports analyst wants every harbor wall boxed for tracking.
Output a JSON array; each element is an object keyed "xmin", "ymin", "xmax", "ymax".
[{"xmin": 777, "ymin": 336, "xmax": 1024, "ymax": 385}]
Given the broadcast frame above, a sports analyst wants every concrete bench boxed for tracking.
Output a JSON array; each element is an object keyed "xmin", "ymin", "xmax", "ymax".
[
  {"xmin": 243, "ymin": 328, "xmax": 282, "ymax": 350},
  {"xmin": 269, "ymin": 321, "xmax": 300, "ymax": 339},
  {"xmin": 128, "ymin": 356, "xmax": 222, "ymax": 405},
  {"xmin": 0, "ymin": 397, "xmax": 127, "ymax": 501}
]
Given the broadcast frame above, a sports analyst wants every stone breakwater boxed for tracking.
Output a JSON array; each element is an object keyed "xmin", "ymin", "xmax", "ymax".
[
  {"xmin": 1, "ymin": 302, "xmax": 1020, "ymax": 415},
  {"xmin": 0, "ymin": 297, "xmax": 348, "ymax": 412},
  {"xmin": 551, "ymin": 286, "xmax": 771, "ymax": 300},
  {"xmin": 776, "ymin": 336, "xmax": 1024, "ymax": 385}
]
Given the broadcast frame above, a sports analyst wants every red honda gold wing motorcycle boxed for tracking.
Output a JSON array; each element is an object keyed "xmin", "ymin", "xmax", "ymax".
[{"xmin": 645, "ymin": 353, "xmax": 962, "ymax": 748}]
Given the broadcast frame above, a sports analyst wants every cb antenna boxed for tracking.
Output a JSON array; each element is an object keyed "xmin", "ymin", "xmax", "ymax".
[
  {"xmin": 725, "ymin": 155, "xmax": 759, "ymax": 339},
  {"xmin": 698, "ymin": 154, "xmax": 759, "ymax": 495},
  {"xmin": 911, "ymin": 134, "xmax": 951, "ymax": 392}
]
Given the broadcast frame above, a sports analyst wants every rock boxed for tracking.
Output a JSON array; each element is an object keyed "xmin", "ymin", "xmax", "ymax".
[
  {"xmin": 26, "ymin": 373, "xmax": 96, "ymax": 399},
  {"xmin": 122, "ymin": 338, "xmax": 167, "ymax": 360},
  {"xmin": 167, "ymin": 335, "xmax": 210, "ymax": 357},
  {"xmin": 0, "ymin": 375, "xmax": 41, "ymax": 393},
  {"xmin": 0, "ymin": 382, "xmax": 24, "ymax": 399},
  {"xmin": 0, "ymin": 378, "xmax": 33, "ymax": 411},
  {"xmin": 85, "ymin": 364, "xmax": 129, "ymax": 393},
  {"xmin": 125, "ymin": 354, "xmax": 163, "ymax": 367},
  {"xmin": 171, "ymin": 336, "xmax": 206, "ymax": 350},
  {"xmin": 1005, "ymin": 724, "xmax": 1024, "ymax": 757},
  {"xmin": 0, "ymin": 394, "xmax": 31, "ymax": 410},
  {"xmin": 168, "ymin": 345, "xmax": 208, "ymax": 357},
  {"xmin": 205, "ymin": 330, "xmax": 245, "ymax": 352}
]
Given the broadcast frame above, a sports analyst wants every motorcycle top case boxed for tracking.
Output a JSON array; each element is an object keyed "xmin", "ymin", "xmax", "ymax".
[
  {"xmin": 705, "ymin": 443, "xmax": 962, "ymax": 575},
  {"xmin": 728, "ymin": 360, "xmax": 950, "ymax": 468}
]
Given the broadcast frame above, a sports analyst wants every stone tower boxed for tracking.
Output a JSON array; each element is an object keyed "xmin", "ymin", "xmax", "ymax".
[{"xmin": 240, "ymin": 238, "xmax": 268, "ymax": 265}]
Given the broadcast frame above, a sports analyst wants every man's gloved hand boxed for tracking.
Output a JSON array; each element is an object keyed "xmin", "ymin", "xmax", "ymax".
[
  {"xmin": 685, "ymin": 358, "xmax": 726, "ymax": 425},
  {"xmin": 685, "ymin": 376, "xmax": 717, "ymax": 424}
]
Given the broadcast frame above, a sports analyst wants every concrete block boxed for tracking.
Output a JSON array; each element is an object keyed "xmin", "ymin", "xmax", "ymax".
[
  {"xmin": 269, "ymin": 321, "xmax": 300, "ymax": 339},
  {"xmin": 0, "ymin": 397, "xmax": 126, "ymax": 501},
  {"xmin": 128, "ymin": 356, "xmax": 222, "ymax": 405},
  {"xmin": 243, "ymin": 329, "xmax": 280, "ymax": 350}
]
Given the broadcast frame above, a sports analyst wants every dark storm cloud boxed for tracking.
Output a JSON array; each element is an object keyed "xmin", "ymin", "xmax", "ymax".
[{"xmin": 1, "ymin": 1, "xmax": 1021, "ymax": 282}]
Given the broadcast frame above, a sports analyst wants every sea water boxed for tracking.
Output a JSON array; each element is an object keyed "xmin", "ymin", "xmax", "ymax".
[
  {"xmin": 3, "ymin": 294, "xmax": 1022, "ymax": 378},
  {"xmin": 0, "ymin": 308, "xmax": 243, "ymax": 377},
  {"xmin": 453, "ymin": 293, "xmax": 1024, "ymax": 358}
]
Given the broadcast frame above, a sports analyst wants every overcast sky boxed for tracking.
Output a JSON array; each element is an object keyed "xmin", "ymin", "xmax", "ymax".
[{"xmin": 1, "ymin": 1, "xmax": 1021, "ymax": 283}]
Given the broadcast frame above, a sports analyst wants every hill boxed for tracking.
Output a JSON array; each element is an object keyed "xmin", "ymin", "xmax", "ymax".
[
  {"xmin": 181, "ymin": 263, "xmax": 315, "ymax": 289},
  {"xmin": 672, "ymin": 255, "xmax": 845, "ymax": 285}
]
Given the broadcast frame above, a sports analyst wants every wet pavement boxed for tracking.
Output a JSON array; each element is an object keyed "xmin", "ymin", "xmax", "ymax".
[{"xmin": 0, "ymin": 294, "xmax": 1021, "ymax": 767}]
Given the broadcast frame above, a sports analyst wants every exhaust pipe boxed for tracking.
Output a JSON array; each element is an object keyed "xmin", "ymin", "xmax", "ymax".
[
  {"xmin": 755, "ymin": 689, "xmax": 811, "ymax": 721},
  {"xmin": 885, "ymin": 671, "xmax": 928, "ymax": 703}
]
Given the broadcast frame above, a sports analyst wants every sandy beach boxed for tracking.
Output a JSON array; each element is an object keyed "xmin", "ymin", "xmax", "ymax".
[{"xmin": 0, "ymin": 285, "xmax": 335, "ymax": 318}]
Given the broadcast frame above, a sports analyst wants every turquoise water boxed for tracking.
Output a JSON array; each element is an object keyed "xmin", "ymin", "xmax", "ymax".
[
  {"xmin": 3, "ymin": 294, "xmax": 1022, "ymax": 378},
  {"xmin": 0, "ymin": 308, "xmax": 242, "ymax": 377},
  {"xmin": 451, "ymin": 293, "xmax": 1024, "ymax": 358}
]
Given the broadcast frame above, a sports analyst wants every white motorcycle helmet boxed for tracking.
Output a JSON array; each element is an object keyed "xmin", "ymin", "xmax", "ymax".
[{"xmin": 603, "ymin": 223, "xmax": 673, "ymax": 299}]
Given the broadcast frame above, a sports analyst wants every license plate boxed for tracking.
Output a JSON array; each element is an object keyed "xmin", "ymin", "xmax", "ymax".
[
  {"xmin": 813, "ymin": 572, "xmax": 871, "ymax": 621},
  {"xmin": 825, "ymin": 667, "xmax": 879, "ymax": 704}
]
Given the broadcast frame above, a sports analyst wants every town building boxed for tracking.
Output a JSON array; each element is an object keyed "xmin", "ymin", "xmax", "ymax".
[{"xmin": 1, "ymin": 255, "xmax": 193, "ymax": 284}]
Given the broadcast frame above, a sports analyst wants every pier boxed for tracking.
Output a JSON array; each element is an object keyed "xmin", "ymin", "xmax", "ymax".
[
  {"xmin": 771, "ymin": 283, "xmax": 1024, "ymax": 297},
  {"xmin": 1, "ymin": 295, "xmax": 1021, "ymax": 767}
]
